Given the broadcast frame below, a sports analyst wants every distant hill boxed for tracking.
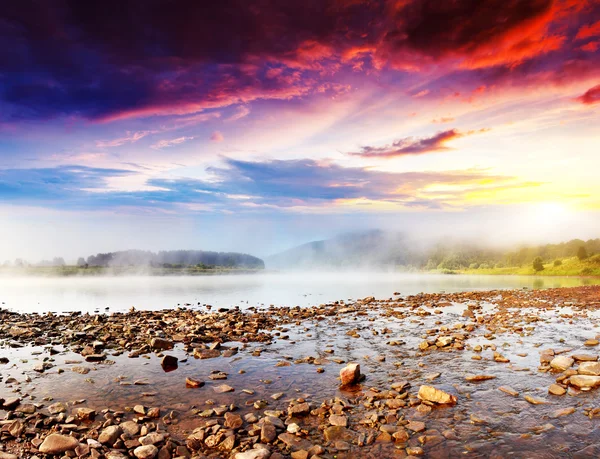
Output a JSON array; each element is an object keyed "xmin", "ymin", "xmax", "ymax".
[
  {"xmin": 266, "ymin": 230, "xmax": 413, "ymax": 269},
  {"xmin": 84, "ymin": 249, "xmax": 264, "ymax": 269}
]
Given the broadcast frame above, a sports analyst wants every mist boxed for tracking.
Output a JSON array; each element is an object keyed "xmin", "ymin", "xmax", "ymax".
[{"xmin": 1, "ymin": 203, "xmax": 599, "ymax": 267}]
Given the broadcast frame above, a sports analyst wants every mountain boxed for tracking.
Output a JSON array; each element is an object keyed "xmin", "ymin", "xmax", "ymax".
[{"xmin": 266, "ymin": 230, "xmax": 413, "ymax": 269}]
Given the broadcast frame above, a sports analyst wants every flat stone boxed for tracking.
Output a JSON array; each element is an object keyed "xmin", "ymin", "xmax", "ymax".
[
  {"xmin": 548, "ymin": 384, "xmax": 566, "ymax": 396},
  {"xmin": 417, "ymin": 385, "xmax": 457, "ymax": 405},
  {"xmin": 194, "ymin": 348, "xmax": 221, "ymax": 359},
  {"xmin": 524, "ymin": 395, "xmax": 549, "ymax": 405},
  {"xmin": 578, "ymin": 362, "xmax": 600, "ymax": 376},
  {"xmin": 329, "ymin": 414, "xmax": 348, "ymax": 427},
  {"xmin": 323, "ymin": 426, "xmax": 357, "ymax": 442},
  {"xmin": 465, "ymin": 375, "xmax": 496, "ymax": 382},
  {"xmin": 150, "ymin": 338, "xmax": 173, "ymax": 351},
  {"xmin": 550, "ymin": 355, "xmax": 574, "ymax": 371},
  {"xmin": 234, "ymin": 448, "xmax": 271, "ymax": 459},
  {"xmin": 498, "ymin": 386, "xmax": 519, "ymax": 396},
  {"xmin": 39, "ymin": 434, "xmax": 80, "ymax": 454},
  {"xmin": 570, "ymin": 375, "xmax": 600, "ymax": 390},
  {"xmin": 214, "ymin": 384, "xmax": 234, "ymax": 393}
]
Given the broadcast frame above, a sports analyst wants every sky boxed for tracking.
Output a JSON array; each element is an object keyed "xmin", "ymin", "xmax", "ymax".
[{"xmin": 1, "ymin": 0, "xmax": 600, "ymax": 261}]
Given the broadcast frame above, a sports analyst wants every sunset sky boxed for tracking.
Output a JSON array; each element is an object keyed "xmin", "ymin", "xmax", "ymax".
[{"xmin": 1, "ymin": 0, "xmax": 599, "ymax": 260}]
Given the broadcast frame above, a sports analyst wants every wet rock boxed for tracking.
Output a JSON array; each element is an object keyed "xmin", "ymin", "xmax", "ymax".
[
  {"xmin": 39, "ymin": 434, "xmax": 80, "ymax": 454},
  {"xmin": 48, "ymin": 402, "xmax": 67, "ymax": 414},
  {"xmin": 417, "ymin": 385, "xmax": 457, "ymax": 405},
  {"xmin": 550, "ymin": 355, "xmax": 574, "ymax": 371},
  {"xmin": 160, "ymin": 355, "xmax": 178, "ymax": 371},
  {"xmin": 578, "ymin": 362, "xmax": 600, "ymax": 376},
  {"xmin": 584, "ymin": 339, "xmax": 599, "ymax": 347},
  {"xmin": 151, "ymin": 338, "xmax": 173, "ymax": 351},
  {"xmin": 569, "ymin": 375, "xmax": 600, "ymax": 390},
  {"xmin": 548, "ymin": 384, "xmax": 566, "ymax": 396},
  {"xmin": 340, "ymin": 363, "xmax": 361, "ymax": 386},
  {"xmin": 134, "ymin": 444, "xmax": 159, "ymax": 459},
  {"xmin": 193, "ymin": 348, "xmax": 221, "ymax": 359},
  {"xmin": 407, "ymin": 421, "xmax": 426, "ymax": 432},
  {"xmin": 185, "ymin": 377, "xmax": 204, "ymax": 388},
  {"xmin": 524, "ymin": 395, "xmax": 549, "ymax": 405},
  {"xmin": 139, "ymin": 432, "xmax": 165, "ymax": 445},
  {"xmin": 465, "ymin": 375, "xmax": 496, "ymax": 382},
  {"xmin": 498, "ymin": 386, "xmax": 519, "ymax": 396},
  {"xmin": 214, "ymin": 384, "xmax": 234, "ymax": 393},
  {"xmin": 324, "ymin": 426, "xmax": 357, "ymax": 442}
]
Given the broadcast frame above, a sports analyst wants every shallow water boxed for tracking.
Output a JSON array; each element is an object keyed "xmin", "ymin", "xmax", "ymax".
[
  {"xmin": 1, "ymin": 272, "xmax": 599, "ymax": 313},
  {"xmin": 2, "ymin": 289, "xmax": 600, "ymax": 458}
]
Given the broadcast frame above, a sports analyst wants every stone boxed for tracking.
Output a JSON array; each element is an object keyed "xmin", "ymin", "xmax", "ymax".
[
  {"xmin": 160, "ymin": 355, "xmax": 178, "ymax": 371},
  {"xmin": 407, "ymin": 421, "xmax": 426, "ymax": 432},
  {"xmin": 498, "ymin": 386, "xmax": 519, "ymax": 396},
  {"xmin": 548, "ymin": 384, "xmax": 566, "ymax": 396},
  {"xmin": 48, "ymin": 402, "xmax": 67, "ymax": 414},
  {"xmin": 578, "ymin": 362, "xmax": 600, "ymax": 376},
  {"xmin": 76, "ymin": 407, "xmax": 96, "ymax": 420},
  {"xmin": 340, "ymin": 363, "xmax": 361, "ymax": 386},
  {"xmin": 234, "ymin": 448, "xmax": 271, "ymax": 459},
  {"xmin": 417, "ymin": 385, "xmax": 457, "ymax": 405},
  {"xmin": 550, "ymin": 355, "xmax": 574, "ymax": 371},
  {"xmin": 120, "ymin": 421, "xmax": 140, "ymax": 436},
  {"xmin": 278, "ymin": 433, "xmax": 313, "ymax": 451},
  {"xmin": 569, "ymin": 375, "xmax": 600, "ymax": 390},
  {"xmin": 151, "ymin": 338, "xmax": 173, "ymax": 351},
  {"xmin": 392, "ymin": 428, "xmax": 410, "ymax": 442},
  {"xmin": 134, "ymin": 445, "xmax": 159, "ymax": 459},
  {"xmin": 584, "ymin": 339, "xmax": 599, "ymax": 346},
  {"xmin": 99, "ymin": 425, "xmax": 123, "ymax": 445},
  {"xmin": 193, "ymin": 348, "xmax": 221, "ymax": 359},
  {"xmin": 139, "ymin": 432, "xmax": 165, "ymax": 445},
  {"xmin": 261, "ymin": 422, "xmax": 277, "ymax": 443},
  {"xmin": 524, "ymin": 395, "xmax": 549, "ymax": 405},
  {"xmin": 214, "ymin": 384, "xmax": 234, "ymax": 393},
  {"xmin": 39, "ymin": 434, "xmax": 80, "ymax": 454},
  {"xmin": 0, "ymin": 453, "xmax": 18, "ymax": 459},
  {"xmin": 224, "ymin": 412, "xmax": 243, "ymax": 429},
  {"xmin": 465, "ymin": 374, "xmax": 496, "ymax": 382},
  {"xmin": 288, "ymin": 402, "xmax": 310, "ymax": 416},
  {"xmin": 323, "ymin": 426, "xmax": 357, "ymax": 442},
  {"xmin": 186, "ymin": 377, "xmax": 204, "ymax": 388},
  {"xmin": 329, "ymin": 414, "xmax": 348, "ymax": 427}
]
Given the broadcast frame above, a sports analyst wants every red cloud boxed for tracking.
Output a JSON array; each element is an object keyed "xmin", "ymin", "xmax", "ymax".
[
  {"xmin": 349, "ymin": 128, "xmax": 489, "ymax": 158},
  {"xmin": 576, "ymin": 20, "xmax": 600, "ymax": 40},
  {"xmin": 577, "ymin": 84, "xmax": 600, "ymax": 104}
]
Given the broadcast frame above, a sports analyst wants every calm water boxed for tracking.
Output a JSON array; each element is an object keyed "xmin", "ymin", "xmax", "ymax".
[{"xmin": 0, "ymin": 272, "xmax": 598, "ymax": 314}]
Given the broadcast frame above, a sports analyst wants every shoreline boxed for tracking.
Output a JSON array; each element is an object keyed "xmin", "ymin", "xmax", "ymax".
[{"xmin": 2, "ymin": 286, "xmax": 600, "ymax": 458}]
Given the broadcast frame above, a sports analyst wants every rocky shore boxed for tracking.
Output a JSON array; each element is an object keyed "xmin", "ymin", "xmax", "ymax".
[{"xmin": 2, "ymin": 286, "xmax": 600, "ymax": 458}]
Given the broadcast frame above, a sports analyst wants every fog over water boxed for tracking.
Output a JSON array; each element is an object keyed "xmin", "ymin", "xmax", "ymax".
[{"xmin": 1, "ymin": 272, "xmax": 598, "ymax": 314}]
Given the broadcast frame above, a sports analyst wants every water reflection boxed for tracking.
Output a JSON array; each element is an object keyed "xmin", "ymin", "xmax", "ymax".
[{"xmin": 0, "ymin": 272, "xmax": 599, "ymax": 314}]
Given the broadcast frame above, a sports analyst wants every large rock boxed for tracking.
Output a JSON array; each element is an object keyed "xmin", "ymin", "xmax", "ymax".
[
  {"xmin": 578, "ymin": 362, "xmax": 600, "ymax": 376},
  {"xmin": 417, "ymin": 385, "xmax": 457, "ymax": 405},
  {"xmin": 340, "ymin": 363, "xmax": 361, "ymax": 386},
  {"xmin": 39, "ymin": 434, "xmax": 79, "ymax": 454},
  {"xmin": 550, "ymin": 355, "xmax": 574, "ymax": 371},
  {"xmin": 569, "ymin": 375, "xmax": 600, "ymax": 390}
]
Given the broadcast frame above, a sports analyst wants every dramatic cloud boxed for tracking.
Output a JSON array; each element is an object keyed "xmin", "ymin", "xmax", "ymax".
[
  {"xmin": 350, "ymin": 129, "xmax": 489, "ymax": 158},
  {"xmin": 577, "ymin": 84, "xmax": 600, "ymax": 104},
  {"xmin": 1, "ymin": 0, "xmax": 597, "ymax": 123}
]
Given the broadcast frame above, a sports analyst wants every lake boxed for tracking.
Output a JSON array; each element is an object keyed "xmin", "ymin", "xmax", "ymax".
[{"xmin": 1, "ymin": 272, "xmax": 598, "ymax": 314}]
